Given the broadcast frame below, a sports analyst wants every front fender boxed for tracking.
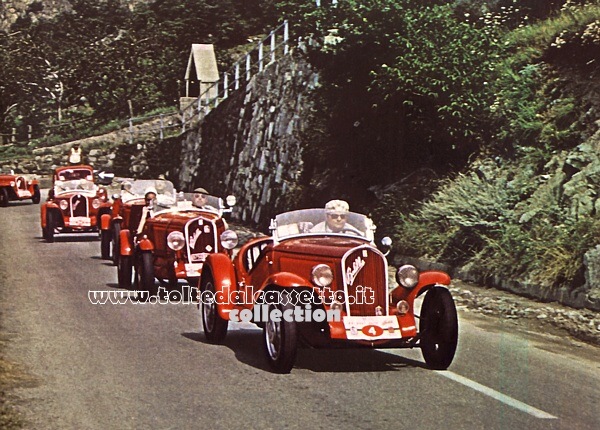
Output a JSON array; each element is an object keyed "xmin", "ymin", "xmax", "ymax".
[
  {"xmin": 260, "ymin": 272, "xmax": 310, "ymax": 291},
  {"xmin": 202, "ymin": 253, "xmax": 236, "ymax": 320},
  {"xmin": 392, "ymin": 270, "xmax": 452, "ymax": 303},
  {"xmin": 119, "ymin": 229, "xmax": 133, "ymax": 256},
  {"xmin": 137, "ymin": 236, "xmax": 154, "ymax": 252},
  {"xmin": 100, "ymin": 213, "xmax": 111, "ymax": 231}
]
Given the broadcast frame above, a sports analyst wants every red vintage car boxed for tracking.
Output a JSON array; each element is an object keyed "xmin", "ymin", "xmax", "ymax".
[
  {"xmin": 99, "ymin": 179, "xmax": 177, "ymax": 263},
  {"xmin": 40, "ymin": 165, "xmax": 111, "ymax": 242},
  {"xmin": 0, "ymin": 170, "xmax": 40, "ymax": 206},
  {"xmin": 117, "ymin": 191, "xmax": 237, "ymax": 298},
  {"xmin": 199, "ymin": 207, "xmax": 458, "ymax": 373}
]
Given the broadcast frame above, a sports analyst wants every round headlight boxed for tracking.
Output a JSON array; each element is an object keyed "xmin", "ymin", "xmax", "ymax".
[
  {"xmin": 92, "ymin": 198, "xmax": 101, "ymax": 209},
  {"xmin": 167, "ymin": 231, "xmax": 186, "ymax": 251},
  {"xmin": 396, "ymin": 300, "xmax": 410, "ymax": 315},
  {"xmin": 220, "ymin": 230, "xmax": 238, "ymax": 250},
  {"xmin": 59, "ymin": 200, "xmax": 68, "ymax": 210},
  {"xmin": 226, "ymin": 195, "xmax": 237, "ymax": 207},
  {"xmin": 311, "ymin": 264, "xmax": 333, "ymax": 288},
  {"xmin": 396, "ymin": 265, "xmax": 419, "ymax": 289}
]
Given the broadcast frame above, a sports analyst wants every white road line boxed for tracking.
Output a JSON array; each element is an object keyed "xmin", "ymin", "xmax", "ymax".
[{"xmin": 437, "ymin": 371, "xmax": 558, "ymax": 420}]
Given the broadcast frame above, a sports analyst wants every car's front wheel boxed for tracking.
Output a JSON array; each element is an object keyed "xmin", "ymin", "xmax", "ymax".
[
  {"xmin": 263, "ymin": 296, "xmax": 298, "ymax": 374},
  {"xmin": 32, "ymin": 185, "xmax": 40, "ymax": 204},
  {"xmin": 134, "ymin": 251, "xmax": 157, "ymax": 297},
  {"xmin": 100, "ymin": 229, "xmax": 111, "ymax": 259},
  {"xmin": 419, "ymin": 286, "xmax": 458, "ymax": 370},
  {"xmin": 45, "ymin": 211, "xmax": 56, "ymax": 243},
  {"xmin": 0, "ymin": 187, "xmax": 9, "ymax": 207},
  {"xmin": 201, "ymin": 270, "xmax": 228, "ymax": 343},
  {"xmin": 118, "ymin": 255, "xmax": 132, "ymax": 289},
  {"xmin": 111, "ymin": 223, "xmax": 121, "ymax": 266}
]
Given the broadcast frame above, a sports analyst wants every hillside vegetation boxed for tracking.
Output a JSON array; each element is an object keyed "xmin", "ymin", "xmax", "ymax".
[{"xmin": 1, "ymin": 0, "xmax": 599, "ymax": 298}]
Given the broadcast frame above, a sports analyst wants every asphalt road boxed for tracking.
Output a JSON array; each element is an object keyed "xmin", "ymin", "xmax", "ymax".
[{"xmin": 1, "ymin": 195, "xmax": 599, "ymax": 430}]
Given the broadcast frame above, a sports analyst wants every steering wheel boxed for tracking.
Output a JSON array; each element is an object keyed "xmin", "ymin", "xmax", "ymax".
[{"xmin": 339, "ymin": 225, "xmax": 362, "ymax": 236}]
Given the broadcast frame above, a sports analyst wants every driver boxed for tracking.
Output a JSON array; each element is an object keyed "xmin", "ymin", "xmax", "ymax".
[
  {"xmin": 192, "ymin": 187, "xmax": 217, "ymax": 210},
  {"xmin": 136, "ymin": 188, "xmax": 157, "ymax": 235},
  {"xmin": 310, "ymin": 199, "xmax": 360, "ymax": 234}
]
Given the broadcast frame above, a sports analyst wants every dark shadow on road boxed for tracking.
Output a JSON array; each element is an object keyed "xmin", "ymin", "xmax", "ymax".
[{"xmin": 181, "ymin": 329, "xmax": 426, "ymax": 373}]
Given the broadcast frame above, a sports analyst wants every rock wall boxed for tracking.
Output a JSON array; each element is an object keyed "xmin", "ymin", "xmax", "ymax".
[{"xmin": 177, "ymin": 51, "xmax": 319, "ymax": 228}]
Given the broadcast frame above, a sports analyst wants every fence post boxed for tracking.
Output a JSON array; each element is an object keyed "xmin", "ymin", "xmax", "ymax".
[
  {"xmin": 246, "ymin": 55, "xmax": 251, "ymax": 81},
  {"xmin": 270, "ymin": 31, "xmax": 276, "ymax": 63},
  {"xmin": 128, "ymin": 118, "xmax": 134, "ymax": 144},
  {"xmin": 235, "ymin": 63, "xmax": 240, "ymax": 90},
  {"xmin": 159, "ymin": 114, "xmax": 164, "ymax": 140},
  {"xmin": 258, "ymin": 41, "xmax": 264, "ymax": 72},
  {"xmin": 11, "ymin": 128, "xmax": 16, "ymax": 143},
  {"xmin": 182, "ymin": 110, "xmax": 186, "ymax": 133},
  {"xmin": 224, "ymin": 72, "xmax": 229, "ymax": 99},
  {"xmin": 214, "ymin": 82, "xmax": 220, "ymax": 108},
  {"xmin": 284, "ymin": 20, "xmax": 289, "ymax": 55},
  {"xmin": 28, "ymin": 125, "xmax": 32, "ymax": 142}
]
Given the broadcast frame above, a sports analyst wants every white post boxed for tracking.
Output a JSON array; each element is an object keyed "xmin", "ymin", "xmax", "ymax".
[
  {"xmin": 224, "ymin": 72, "xmax": 229, "ymax": 99},
  {"xmin": 214, "ymin": 82, "xmax": 219, "ymax": 108},
  {"xmin": 270, "ymin": 32, "xmax": 276, "ymax": 63},
  {"xmin": 128, "ymin": 118, "xmax": 133, "ymax": 144},
  {"xmin": 159, "ymin": 114, "xmax": 164, "ymax": 140},
  {"xmin": 235, "ymin": 63, "xmax": 240, "ymax": 90},
  {"xmin": 258, "ymin": 41, "xmax": 264, "ymax": 72},
  {"xmin": 246, "ymin": 55, "xmax": 251, "ymax": 81},
  {"xmin": 284, "ymin": 20, "xmax": 289, "ymax": 55},
  {"xmin": 182, "ymin": 110, "xmax": 186, "ymax": 133}
]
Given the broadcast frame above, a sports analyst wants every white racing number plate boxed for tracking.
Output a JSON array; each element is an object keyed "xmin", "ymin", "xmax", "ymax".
[
  {"xmin": 343, "ymin": 316, "xmax": 401, "ymax": 340},
  {"xmin": 69, "ymin": 217, "xmax": 91, "ymax": 227},
  {"xmin": 185, "ymin": 263, "xmax": 204, "ymax": 277}
]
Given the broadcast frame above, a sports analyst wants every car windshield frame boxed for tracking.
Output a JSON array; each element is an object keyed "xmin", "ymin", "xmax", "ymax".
[
  {"xmin": 54, "ymin": 168, "xmax": 94, "ymax": 182},
  {"xmin": 270, "ymin": 208, "xmax": 375, "ymax": 243},
  {"xmin": 54, "ymin": 179, "xmax": 97, "ymax": 195},
  {"xmin": 118, "ymin": 179, "xmax": 177, "ymax": 206}
]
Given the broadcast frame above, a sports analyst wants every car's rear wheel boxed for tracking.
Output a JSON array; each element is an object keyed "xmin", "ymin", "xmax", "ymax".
[
  {"xmin": 100, "ymin": 229, "xmax": 111, "ymax": 259},
  {"xmin": 111, "ymin": 223, "xmax": 121, "ymax": 266},
  {"xmin": 201, "ymin": 270, "xmax": 228, "ymax": 343},
  {"xmin": 118, "ymin": 255, "xmax": 133, "ymax": 289},
  {"xmin": 420, "ymin": 286, "xmax": 458, "ymax": 370},
  {"xmin": 32, "ymin": 185, "xmax": 40, "ymax": 204},
  {"xmin": 135, "ymin": 251, "xmax": 157, "ymax": 297},
  {"xmin": 0, "ymin": 188, "xmax": 8, "ymax": 207},
  {"xmin": 45, "ymin": 211, "xmax": 56, "ymax": 243},
  {"xmin": 263, "ymin": 296, "xmax": 298, "ymax": 374}
]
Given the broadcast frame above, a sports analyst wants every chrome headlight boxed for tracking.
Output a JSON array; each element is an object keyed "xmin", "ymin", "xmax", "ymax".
[
  {"xmin": 311, "ymin": 264, "xmax": 333, "ymax": 288},
  {"xmin": 226, "ymin": 195, "xmax": 237, "ymax": 207},
  {"xmin": 92, "ymin": 198, "xmax": 101, "ymax": 209},
  {"xmin": 167, "ymin": 231, "xmax": 186, "ymax": 251},
  {"xmin": 396, "ymin": 264, "xmax": 419, "ymax": 289},
  {"xmin": 220, "ymin": 230, "xmax": 238, "ymax": 250},
  {"xmin": 59, "ymin": 200, "xmax": 68, "ymax": 210}
]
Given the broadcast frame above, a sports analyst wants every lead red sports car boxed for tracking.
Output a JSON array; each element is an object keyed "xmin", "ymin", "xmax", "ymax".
[{"xmin": 199, "ymin": 207, "xmax": 458, "ymax": 373}]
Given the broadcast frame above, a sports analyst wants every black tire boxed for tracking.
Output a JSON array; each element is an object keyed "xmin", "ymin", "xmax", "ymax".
[
  {"xmin": 201, "ymin": 270, "xmax": 228, "ymax": 343},
  {"xmin": 32, "ymin": 185, "xmax": 41, "ymax": 204},
  {"xmin": 134, "ymin": 252, "xmax": 156, "ymax": 297},
  {"xmin": 100, "ymin": 229, "xmax": 111, "ymax": 259},
  {"xmin": 263, "ymin": 296, "xmax": 298, "ymax": 373},
  {"xmin": 420, "ymin": 286, "xmax": 458, "ymax": 370},
  {"xmin": 45, "ymin": 211, "xmax": 56, "ymax": 243},
  {"xmin": 111, "ymin": 223, "xmax": 121, "ymax": 266},
  {"xmin": 0, "ymin": 188, "xmax": 8, "ymax": 207},
  {"xmin": 118, "ymin": 255, "xmax": 133, "ymax": 289}
]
